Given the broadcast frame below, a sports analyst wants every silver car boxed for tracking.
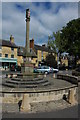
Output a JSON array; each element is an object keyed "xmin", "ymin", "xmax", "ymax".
[
  {"xmin": 36, "ymin": 66, "xmax": 51, "ymax": 74},
  {"xmin": 51, "ymin": 67, "xmax": 59, "ymax": 73}
]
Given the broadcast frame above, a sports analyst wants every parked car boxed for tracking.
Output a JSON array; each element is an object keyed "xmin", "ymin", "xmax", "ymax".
[
  {"xmin": 50, "ymin": 67, "xmax": 59, "ymax": 73},
  {"xmin": 33, "ymin": 67, "xmax": 39, "ymax": 73},
  {"xmin": 34, "ymin": 66, "xmax": 52, "ymax": 74}
]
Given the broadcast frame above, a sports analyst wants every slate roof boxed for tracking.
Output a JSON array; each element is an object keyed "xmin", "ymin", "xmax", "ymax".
[
  {"xmin": 17, "ymin": 46, "xmax": 37, "ymax": 58},
  {"xmin": 18, "ymin": 44, "xmax": 54, "ymax": 57},
  {"xmin": 0, "ymin": 39, "xmax": 18, "ymax": 48},
  {"xmin": 34, "ymin": 44, "xmax": 54, "ymax": 53}
]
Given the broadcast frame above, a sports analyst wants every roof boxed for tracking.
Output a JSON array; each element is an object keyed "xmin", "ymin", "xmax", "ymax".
[
  {"xmin": 0, "ymin": 39, "xmax": 18, "ymax": 48},
  {"xmin": 34, "ymin": 44, "xmax": 54, "ymax": 53},
  {"xmin": 17, "ymin": 46, "xmax": 37, "ymax": 58},
  {"xmin": 17, "ymin": 44, "xmax": 54, "ymax": 57}
]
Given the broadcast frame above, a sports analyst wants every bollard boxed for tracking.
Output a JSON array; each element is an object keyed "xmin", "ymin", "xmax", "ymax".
[
  {"xmin": 20, "ymin": 94, "xmax": 30, "ymax": 112},
  {"xmin": 44, "ymin": 73, "xmax": 46, "ymax": 77},
  {"xmin": 6, "ymin": 74, "xmax": 8, "ymax": 78},
  {"xmin": 67, "ymin": 88, "xmax": 76, "ymax": 104},
  {"xmin": 53, "ymin": 73, "xmax": 56, "ymax": 78},
  {"xmin": 8, "ymin": 74, "xmax": 10, "ymax": 78},
  {"xmin": 10, "ymin": 74, "xmax": 13, "ymax": 78}
]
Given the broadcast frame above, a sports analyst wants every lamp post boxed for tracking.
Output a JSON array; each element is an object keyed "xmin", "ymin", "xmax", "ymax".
[{"xmin": 57, "ymin": 51, "xmax": 60, "ymax": 70}]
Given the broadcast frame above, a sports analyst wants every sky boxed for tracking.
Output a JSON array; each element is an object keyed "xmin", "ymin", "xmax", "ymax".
[{"xmin": 1, "ymin": 2, "xmax": 79, "ymax": 46}]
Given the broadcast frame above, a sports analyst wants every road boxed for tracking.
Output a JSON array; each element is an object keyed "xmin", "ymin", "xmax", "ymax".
[
  {"xmin": 2, "ymin": 104, "xmax": 78, "ymax": 118},
  {"xmin": 0, "ymin": 70, "xmax": 72, "ymax": 80}
]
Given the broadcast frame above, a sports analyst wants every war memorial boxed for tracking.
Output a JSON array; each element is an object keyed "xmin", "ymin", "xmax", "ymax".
[{"xmin": 1, "ymin": 9, "xmax": 79, "ymax": 115}]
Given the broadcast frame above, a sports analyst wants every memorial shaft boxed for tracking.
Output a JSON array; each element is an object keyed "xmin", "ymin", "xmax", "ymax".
[
  {"xmin": 25, "ymin": 9, "xmax": 30, "ymax": 56},
  {"xmin": 26, "ymin": 19, "xmax": 30, "ymax": 54}
]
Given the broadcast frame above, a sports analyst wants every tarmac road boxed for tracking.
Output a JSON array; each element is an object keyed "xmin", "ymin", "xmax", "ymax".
[{"xmin": 2, "ymin": 104, "xmax": 78, "ymax": 118}]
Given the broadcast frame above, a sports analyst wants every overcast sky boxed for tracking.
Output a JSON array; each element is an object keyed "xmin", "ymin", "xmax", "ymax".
[{"xmin": 1, "ymin": 2, "xmax": 79, "ymax": 46}]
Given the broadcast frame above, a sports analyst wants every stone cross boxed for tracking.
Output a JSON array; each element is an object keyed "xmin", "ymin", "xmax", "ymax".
[{"xmin": 25, "ymin": 9, "xmax": 30, "ymax": 57}]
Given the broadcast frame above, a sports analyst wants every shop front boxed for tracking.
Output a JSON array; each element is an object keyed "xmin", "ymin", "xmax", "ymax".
[{"xmin": 0, "ymin": 58, "xmax": 17, "ymax": 70}]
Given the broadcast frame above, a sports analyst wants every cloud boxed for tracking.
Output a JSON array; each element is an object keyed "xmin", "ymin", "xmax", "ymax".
[
  {"xmin": 1, "ymin": 0, "xmax": 80, "ymax": 2},
  {"xmin": 1, "ymin": 2, "xmax": 78, "ymax": 46}
]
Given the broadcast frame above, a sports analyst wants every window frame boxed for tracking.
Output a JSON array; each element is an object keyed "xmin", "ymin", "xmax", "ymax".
[
  {"xmin": 5, "ymin": 54, "xmax": 8, "ymax": 58},
  {"xmin": 11, "ymin": 54, "xmax": 14, "ymax": 58},
  {"xmin": 11, "ymin": 47, "xmax": 14, "ymax": 51}
]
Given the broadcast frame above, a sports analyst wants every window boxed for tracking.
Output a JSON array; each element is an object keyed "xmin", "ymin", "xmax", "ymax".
[
  {"xmin": 11, "ymin": 47, "xmax": 14, "ymax": 51},
  {"xmin": 11, "ymin": 55, "xmax": 14, "ymax": 58},
  {"xmin": 0, "ymin": 53, "xmax": 2, "ymax": 57},
  {"xmin": 5, "ymin": 54, "xmax": 8, "ymax": 58}
]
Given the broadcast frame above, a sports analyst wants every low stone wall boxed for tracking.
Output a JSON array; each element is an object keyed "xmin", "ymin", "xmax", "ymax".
[
  {"xmin": 2, "ymin": 86, "xmax": 77, "ymax": 104},
  {"xmin": 72, "ymin": 70, "xmax": 80, "ymax": 76},
  {"xmin": 57, "ymin": 74, "xmax": 78, "ymax": 84}
]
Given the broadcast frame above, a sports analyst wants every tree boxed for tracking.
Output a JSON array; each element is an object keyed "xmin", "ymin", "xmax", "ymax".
[
  {"xmin": 60, "ymin": 18, "xmax": 80, "ymax": 66},
  {"xmin": 48, "ymin": 18, "xmax": 80, "ymax": 67},
  {"xmin": 45, "ymin": 53, "xmax": 57, "ymax": 68},
  {"xmin": 48, "ymin": 31, "xmax": 62, "ymax": 53}
]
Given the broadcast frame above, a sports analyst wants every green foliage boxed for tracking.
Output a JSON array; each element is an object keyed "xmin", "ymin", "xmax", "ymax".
[
  {"xmin": 47, "ymin": 18, "xmax": 80, "ymax": 61},
  {"xmin": 61, "ymin": 18, "xmax": 80, "ymax": 57},
  {"xmin": 48, "ymin": 31, "xmax": 63, "ymax": 53}
]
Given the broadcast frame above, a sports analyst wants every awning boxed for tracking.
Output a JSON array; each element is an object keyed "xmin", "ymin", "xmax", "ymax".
[{"xmin": 0, "ymin": 57, "xmax": 17, "ymax": 63}]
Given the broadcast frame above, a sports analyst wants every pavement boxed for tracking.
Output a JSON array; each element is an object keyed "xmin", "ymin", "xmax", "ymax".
[{"xmin": 2, "ymin": 103, "xmax": 78, "ymax": 118}]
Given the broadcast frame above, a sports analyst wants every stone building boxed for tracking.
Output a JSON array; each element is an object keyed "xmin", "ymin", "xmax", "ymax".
[
  {"xmin": 0, "ymin": 35, "xmax": 18, "ymax": 70},
  {"xmin": 0, "ymin": 36, "xmax": 56, "ymax": 69},
  {"xmin": 18, "ymin": 39, "xmax": 55, "ymax": 67}
]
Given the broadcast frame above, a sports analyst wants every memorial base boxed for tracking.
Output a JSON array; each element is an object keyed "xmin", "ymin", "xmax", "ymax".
[{"xmin": 21, "ymin": 62, "xmax": 34, "ymax": 73}]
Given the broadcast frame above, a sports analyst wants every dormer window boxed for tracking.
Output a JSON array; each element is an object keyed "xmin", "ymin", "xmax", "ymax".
[{"xmin": 11, "ymin": 47, "xmax": 14, "ymax": 51}]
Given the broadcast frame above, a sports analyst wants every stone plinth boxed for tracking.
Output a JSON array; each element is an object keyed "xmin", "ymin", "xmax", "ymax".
[
  {"xmin": 21, "ymin": 62, "xmax": 33, "ymax": 73},
  {"xmin": 67, "ymin": 88, "xmax": 76, "ymax": 104},
  {"xmin": 20, "ymin": 94, "xmax": 30, "ymax": 112}
]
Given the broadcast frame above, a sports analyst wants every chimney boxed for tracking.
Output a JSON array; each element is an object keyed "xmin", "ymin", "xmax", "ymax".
[
  {"xmin": 30, "ymin": 38, "xmax": 34, "ymax": 49},
  {"xmin": 10, "ymin": 35, "xmax": 14, "ymax": 43},
  {"xmin": 42, "ymin": 44, "xmax": 46, "ymax": 47}
]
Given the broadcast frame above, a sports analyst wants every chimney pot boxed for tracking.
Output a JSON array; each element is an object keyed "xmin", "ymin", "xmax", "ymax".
[
  {"xmin": 10, "ymin": 35, "xmax": 14, "ymax": 43},
  {"xmin": 30, "ymin": 39, "xmax": 34, "ymax": 49}
]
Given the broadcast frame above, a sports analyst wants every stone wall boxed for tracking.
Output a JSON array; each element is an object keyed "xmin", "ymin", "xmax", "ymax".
[
  {"xmin": 2, "ymin": 46, "xmax": 17, "ymax": 58},
  {"xmin": 17, "ymin": 56, "xmax": 23, "ymax": 66},
  {"xmin": 57, "ymin": 74, "xmax": 78, "ymax": 84},
  {"xmin": 2, "ymin": 86, "xmax": 77, "ymax": 104}
]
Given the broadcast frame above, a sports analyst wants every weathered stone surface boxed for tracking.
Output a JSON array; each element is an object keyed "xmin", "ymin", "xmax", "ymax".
[
  {"xmin": 67, "ymin": 88, "xmax": 76, "ymax": 104},
  {"xmin": 21, "ymin": 62, "xmax": 33, "ymax": 73},
  {"xmin": 20, "ymin": 94, "xmax": 31, "ymax": 112},
  {"xmin": 57, "ymin": 74, "xmax": 78, "ymax": 84},
  {"xmin": 72, "ymin": 70, "xmax": 80, "ymax": 76}
]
